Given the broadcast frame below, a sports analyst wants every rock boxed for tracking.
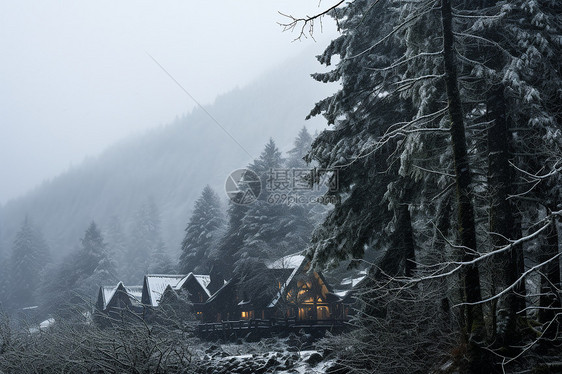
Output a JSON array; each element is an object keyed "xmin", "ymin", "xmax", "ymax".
[
  {"xmin": 264, "ymin": 337, "xmax": 277, "ymax": 346},
  {"xmin": 283, "ymin": 358, "xmax": 295, "ymax": 369},
  {"xmin": 323, "ymin": 347, "xmax": 334, "ymax": 358},
  {"xmin": 307, "ymin": 352, "xmax": 323, "ymax": 367},
  {"xmin": 326, "ymin": 361, "xmax": 349, "ymax": 374},
  {"xmin": 264, "ymin": 357, "xmax": 279, "ymax": 369},
  {"xmin": 205, "ymin": 344, "xmax": 220, "ymax": 354}
]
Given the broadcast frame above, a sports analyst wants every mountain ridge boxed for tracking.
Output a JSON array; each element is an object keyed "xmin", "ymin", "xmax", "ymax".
[{"xmin": 0, "ymin": 50, "xmax": 334, "ymax": 262}]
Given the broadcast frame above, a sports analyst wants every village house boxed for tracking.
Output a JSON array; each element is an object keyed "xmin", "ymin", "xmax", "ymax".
[
  {"xmin": 94, "ymin": 253, "xmax": 346, "ymax": 327},
  {"xmin": 94, "ymin": 282, "xmax": 143, "ymax": 323},
  {"xmin": 203, "ymin": 253, "xmax": 345, "ymax": 323}
]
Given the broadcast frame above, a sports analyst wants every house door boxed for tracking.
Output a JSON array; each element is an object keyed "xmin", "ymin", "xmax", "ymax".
[
  {"xmin": 317, "ymin": 306, "xmax": 330, "ymax": 320},
  {"xmin": 298, "ymin": 306, "xmax": 315, "ymax": 320}
]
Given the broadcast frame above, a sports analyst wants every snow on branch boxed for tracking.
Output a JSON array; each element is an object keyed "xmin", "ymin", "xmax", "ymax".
[{"xmin": 405, "ymin": 216, "xmax": 554, "ymax": 283}]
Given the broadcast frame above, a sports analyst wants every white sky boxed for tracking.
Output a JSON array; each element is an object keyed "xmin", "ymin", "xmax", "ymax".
[{"xmin": 0, "ymin": 1, "xmax": 338, "ymax": 204}]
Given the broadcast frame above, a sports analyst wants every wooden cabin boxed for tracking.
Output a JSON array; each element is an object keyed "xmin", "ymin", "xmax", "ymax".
[
  {"xmin": 141, "ymin": 273, "xmax": 213, "ymax": 320},
  {"xmin": 94, "ymin": 282, "xmax": 143, "ymax": 324},
  {"xmin": 94, "ymin": 254, "xmax": 345, "ymax": 328},
  {"xmin": 203, "ymin": 253, "xmax": 344, "ymax": 323}
]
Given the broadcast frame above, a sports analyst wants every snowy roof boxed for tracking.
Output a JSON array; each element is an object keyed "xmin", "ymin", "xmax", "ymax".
[
  {"xmin": 267, "ymin": 253, "xmax": 307, "ymax": 308},
  {"xmin": 173, "ymin": 273, "xmax": 213, "ymax": 298},
  {"xmin": 194, "ymin": 275, "xmax": 212, "ymax": 296},
  {"xmin": 144, "ymin": 275, "xmax": 186, "ymax": 307},
  {"xmin": 340, "ymin": 275, "xmax": 367, "ymax": 289},
  {"xmin": 266, "ymin": 253, "xmax": 305, "ymax": 270},
  {"xmin": 144, "ymin": 273, "xmax": 213, "ymax": 306},
  {"xmin": 333, "ymin": 290, "xmax": 348, "ymax": 298},
  {"xmin": 101, "ymin": 285, "xmax": 118, "ymax": 309},
  {"xmin": 101, "ymin": 283, "xmax": 143, "ymax": 309},
  {"xmin": 125, "ymin": 285, "xmax": 143, "ymax": 305},
  {"xmin": 206, "ymin": 278, "xmax": 233, "ymax": 304}
]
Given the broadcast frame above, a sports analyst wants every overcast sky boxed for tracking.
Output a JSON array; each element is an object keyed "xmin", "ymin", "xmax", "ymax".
[{"xmin": 0, "ymin": 1, "xmax": 337, "ymax": 205}]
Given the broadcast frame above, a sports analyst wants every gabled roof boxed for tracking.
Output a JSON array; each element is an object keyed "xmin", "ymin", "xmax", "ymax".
[
  {"xmin": 205, "ymin": 278, "xmax": 234, "ymax": 304},
  {"xmin": 143, "ymin": 275, "xmax": 186, "ymax": 307},
  {"xmin": 100, "ymin": 285, "xmax": 117, "ymax": 309},
  {"xmin": 143, "ymin": 273, "xmax": 213, "ymax": 307},
  {"xmin": 176, "ymin": 273, "xmax": 212, "ymax": 298},
  {"xmin": 99, "ymin": 282, "xmax": 143, "ymax": 310},
  {"xmin": 266, "ymin": 253, "xmax": 305, "ymax": 270},
  {"xmin": 267, "ymin": 253, "xmax": 306, "ymax": 308},
  {"xmin": 125, "ymin": 285, "xmax": 143, "ymax": 306}
]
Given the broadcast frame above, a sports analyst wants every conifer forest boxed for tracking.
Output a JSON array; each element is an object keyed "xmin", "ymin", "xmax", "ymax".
[{"xmin": 0, "ymin": 1, "xmax": 561, "ymax": 373}]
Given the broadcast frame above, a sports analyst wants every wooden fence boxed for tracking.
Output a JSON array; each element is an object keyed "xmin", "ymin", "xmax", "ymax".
[{"xmin": 196, "ymin": 318, "xmax": 348, "ymax": 339}]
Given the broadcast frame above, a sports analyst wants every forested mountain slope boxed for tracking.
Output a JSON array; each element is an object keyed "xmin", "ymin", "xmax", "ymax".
[{"xmin": 0, "ymin": 50, "xmax": 333, "ymax": 262}]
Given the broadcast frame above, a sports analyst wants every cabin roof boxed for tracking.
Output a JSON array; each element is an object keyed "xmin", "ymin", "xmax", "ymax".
[
  {"xmin": 100, "ymin": 282, "xmax": 143, "ymax": 310},
  {"xmin": 100, "ymin": 285, "xmax": 117, "ymax": 309},
  {"xmin": 267, "ymin": 253, "xmax": 306, "ymax": 308},
  {"xmin": 176, "ymin": 273, "xmax": 212, "ymax": 297},
  {"xmin": 144, "ymin": 275, "xmax": 186, "ymax": 307},
  {"xmin": 126, "ymin": 285, "xmax": 143, "ymax": 301},
  {"xmin": 266, "ymin": 253, "xmax": 305, "ymax": 270},
  {"xmin": 205, "ymin": 278, "xmax": 234, "ymax": 304},
  {"xmin": 144, "ymin": 273, "xmax": 213, "ymax": 306}
]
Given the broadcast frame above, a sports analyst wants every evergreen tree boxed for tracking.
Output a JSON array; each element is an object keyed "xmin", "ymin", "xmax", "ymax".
[
  {"xmin": 296, "ymin": 0, "xmax": 562, "ymax": 369},
  {"xmin": 79, "ymin": 222, "xmax": 118, "ymax": 298},
  {"xmin": 125, "ymin": 198, "xmax": 165, "ymax": 283},
  {"xmin": 8, "ymin": 217, "xmax": 50, "ymax": 309},
  {"xmin": 231, "ymin": 139, "xmax": 315, "ymax": 301},
  {"xmin": 39, "ymin": 221, "xmax": 116, "ymax": 317},
  {"xmin": 105, "ymin": 215, "xmax": 128, "ymax": 279},
  {"xmin": 286, "ymin": 126, "xmax": 313, "ymax": 168},
  {"xmin": 0, "ymin": 251, "xmax": 8, "ymax": 309},
  {"xmin": 179, "ymin": 186, "xmax": 224, "ymax": 274},
  {"xmin": 79, "ymin": 221, "xmax": 107, "ymax": 275},
  {"xmin": 304, "ymin": 0, "xmax": 412, "ymax": 269},
  {"xmin": 213, "ymin": 197, "xmax": 248, "ymax": 278},
  {"xmin": 148, "ymin": 240, "xmax": 174, "ymax": 274}
]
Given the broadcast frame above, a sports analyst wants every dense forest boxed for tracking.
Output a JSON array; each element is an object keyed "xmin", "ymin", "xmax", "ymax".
[{"xmin": 1, "ymin": 0, "xmax": 562, "ymax": 373}]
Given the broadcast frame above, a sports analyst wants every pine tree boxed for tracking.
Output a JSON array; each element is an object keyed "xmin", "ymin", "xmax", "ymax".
[
  {"xmin": 105, "ymin": 215, "xmax": 128, "ymax": 278},
  {"xmin": 287, "ymin": 126, "xmax": 313, "ymax": 168},
  {"xmin": 304, "ymin": 0, "xmax": 413, "ymax": 269},
  {"xmin": 39, "ymin": 221, "xmax": 116, "ymax": 316},
  {"xmin": 125, "ymin": 198, "xmax": 165, "ymax": 283},
  {"xmin": 80, "ymin": 221, "xmax": 107, "ymax": 275},
  {"xmin": 179, "ymin": 186, "xmax": 224, "ymax": 274},
  {"xmin": 8, "ymin": 217, "xmax": 50, "ymax": 309},
  {"xmin": 148, "ymin": 240, "xmax": 174, "ymax": 274},
  {"xmin": 297, "ymin": 0, "xmax": 562, "ymax": 368},
  {"xmin": 76, "ymin": 222, "xmax": 117, "ymax": 306}
]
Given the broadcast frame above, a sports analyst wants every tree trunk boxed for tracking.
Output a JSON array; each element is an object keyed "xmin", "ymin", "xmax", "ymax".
[
  {"xmin": 487, "ymin": 85, "xmax": 522, "ymax": 346},
  {"xmin": 399, "ymin": 203, "xmax": 416, "ymax": 278},
  {"xmin": 538, "ymin": 221, "xmax": 561, "ymax": 340},
  {"xmin": 441, "ymin": 0, "xmax": 484, "ymax": 336}
]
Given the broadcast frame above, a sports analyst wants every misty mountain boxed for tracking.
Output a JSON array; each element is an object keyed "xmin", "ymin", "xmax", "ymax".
[{"xmin": 0, "ymin": 51, "xmax": 334, "ymax": 263}]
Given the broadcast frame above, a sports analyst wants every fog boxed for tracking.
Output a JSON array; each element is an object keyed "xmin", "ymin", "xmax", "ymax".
[{"xmin": 0, "ymin": 1, "xmax": 337, "ymax": 204}]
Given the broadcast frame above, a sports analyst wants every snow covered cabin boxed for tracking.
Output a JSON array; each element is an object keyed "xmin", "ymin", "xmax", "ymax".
[
  {"xmin": 94, "ymin": 282, "xmax": 143, "ymax": 322},
  {"xmin": 141, "ymin": 273, "xmax": 213, "ymax": 319},
  {"xmin": 203, "ymin": 253, "xmax": 344, "ymax": 322}
]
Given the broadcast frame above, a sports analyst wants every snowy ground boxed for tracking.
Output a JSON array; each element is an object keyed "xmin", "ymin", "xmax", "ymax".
[{"xmin": 192, "ymin": 336, "xmax": 337, "ymax": 373}]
